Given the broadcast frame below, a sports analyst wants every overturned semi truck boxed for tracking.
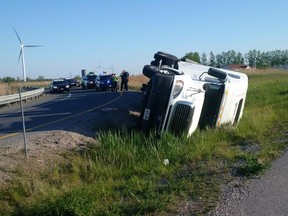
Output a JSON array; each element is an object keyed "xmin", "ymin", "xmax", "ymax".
[{"xmin": 140, "ymin": 51, "xmax": 249, "ymax": 136}]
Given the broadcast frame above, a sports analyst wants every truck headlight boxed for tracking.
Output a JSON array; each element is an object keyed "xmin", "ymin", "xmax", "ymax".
[{"xmin": 173, "ymin": 80, "xmax": 184, "ymax": 97}]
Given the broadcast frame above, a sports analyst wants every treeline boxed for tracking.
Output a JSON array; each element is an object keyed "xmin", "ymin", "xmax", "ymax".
[
  {"xmin": 1, "ymin": 49, "xmax": 288, "ymax": 83},
  {"xmin": 183, "ymin": 49, "xmax": 288, "ymax": 69},
  {"xmin": 0, "ymin": 75, "xmax": 82, "ymax": 83},
  {"xmin": 0, "ymin": 75, "xmax": 49, "ymax": 83}
]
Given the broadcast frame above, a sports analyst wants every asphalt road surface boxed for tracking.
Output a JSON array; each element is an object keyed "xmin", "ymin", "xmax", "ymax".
[{"xmin": 0, "ymin": 87, "xmax": 143, "ymax": 141}]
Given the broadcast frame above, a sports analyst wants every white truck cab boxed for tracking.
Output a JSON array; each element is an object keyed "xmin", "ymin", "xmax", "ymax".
[{"xmin": 141, "ymin": 52, "xmax": 248, "ymax": 136}]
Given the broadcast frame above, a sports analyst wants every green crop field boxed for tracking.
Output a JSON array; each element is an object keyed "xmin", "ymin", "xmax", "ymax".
[{"xmin": 0, "ymin": 70, "xmax": 288, "ymax": 215}]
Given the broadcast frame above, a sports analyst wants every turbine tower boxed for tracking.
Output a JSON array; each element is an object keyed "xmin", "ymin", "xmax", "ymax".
[{"xmin": 13, "ymin": 27, "xmax": 42, "ymax": 82}]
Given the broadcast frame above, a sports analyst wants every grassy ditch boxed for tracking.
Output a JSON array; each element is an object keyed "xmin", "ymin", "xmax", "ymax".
[{"xmin": 0, "ymin": 70, "xmax": 288, "ymax": 215}]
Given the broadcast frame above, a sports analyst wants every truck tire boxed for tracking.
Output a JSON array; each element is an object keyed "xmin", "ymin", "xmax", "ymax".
[
  {"xmin": 142, "ymin": 65, "xmax": 160, "ymax": 78},
  {"xmin": 154, "ymin": 51, "xmax": 179, "ymax": 69},
  {"xmin": 143, "ymin": 64, "xmax": 182, "ymax": 78},
  {"xmin": 154, "ymin": 51, "xmax": 178, "ymax": 61}
]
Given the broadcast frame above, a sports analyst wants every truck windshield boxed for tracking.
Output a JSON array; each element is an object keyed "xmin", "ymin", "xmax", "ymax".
[
  {"xmin": 53, "ymin": 81, "xmax": 66, "ymax": 85},
  {"xmin": 99, "ymin": 75, "xmax": 112, "ymax": 81},
  {"xmin": 87, "ymin": 75, "xmax": 96, "ymax": 81}
]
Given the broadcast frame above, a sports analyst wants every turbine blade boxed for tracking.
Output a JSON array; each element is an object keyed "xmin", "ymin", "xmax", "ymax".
[
  {"xmin": 13, "ymin": 27, "xmax": 22, "ymax": 44},
  {"xmin": 24, "ymin": 45, "xmax": 42, "ymax": 47},
  {"xmin": 17, "ymin": 49, "xmax": 22, "ymax": 64}
]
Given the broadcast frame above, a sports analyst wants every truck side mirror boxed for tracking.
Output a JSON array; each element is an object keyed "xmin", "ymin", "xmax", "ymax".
[{"xmin": 208, "ymin": 68, "xmax": 227, "ymax": 80}]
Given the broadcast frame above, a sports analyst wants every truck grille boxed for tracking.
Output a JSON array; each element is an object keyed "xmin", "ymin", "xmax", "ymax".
[{"xmin": 170, "ymin": 104, "xmax": 194, "ymax": 134}]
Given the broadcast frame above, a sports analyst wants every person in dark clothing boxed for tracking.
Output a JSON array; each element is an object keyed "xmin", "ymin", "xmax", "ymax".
[{"xmin": 120, "ymin": 70, "xmax": 129, "ymax": 91}]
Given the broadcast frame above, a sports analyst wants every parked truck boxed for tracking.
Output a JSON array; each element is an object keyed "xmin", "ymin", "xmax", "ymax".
[
  {"xmin": 140, "ymin": 51, "xmax": 249, "ymax": 136},
  {"xmin": 81, "ymin": 72, "xmax": 97, "ymax": 89}
]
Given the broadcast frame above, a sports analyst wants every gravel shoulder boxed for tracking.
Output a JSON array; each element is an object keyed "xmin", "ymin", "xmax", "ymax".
[
  {"xmin": 208, "ymin": 149, "xmax": 288, "ymax": 216},
  {"xmin": 209, "ymin": 129, "xmax": 288, "ymax": 216}
]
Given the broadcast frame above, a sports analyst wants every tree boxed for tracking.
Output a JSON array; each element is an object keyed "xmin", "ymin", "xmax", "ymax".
[
  {"xmin": 183, "ymin": 49, "xmax": 288, "ymax": 69},
  {"xmin": 2, "ymin": 77, "xmax": 16, "ymax": 83},
  {"xmin": 246, "ymin": 49, "xmax": 257, "ymax": 67},
  {"xmin": 201, "ymin": 52, "xmax": 208, "ymax": 65},
  {"xmin": 74, "ymin": 75, "xmax": 81, "ymax": 80},
  {"xmin": 236, "ymin": 52, "xmax": 244, "ymax": 64},
  {"xmin": 26, "ymin": 77, "xmax": 32, "ymax": 81},
  {"xmin": 209, "ymin": 51, "xmax": 216, "ymax": 67},
  {"xmin": 36, "ymin": 75, "xmax": 46, "ymax": 81},
  {"xmin": 183, "ymin": 52, "xmax": 201, "ymax": 63},
  {"xmin": 216, "ymin": 54, "xmax": 224, "ymax": 68}
]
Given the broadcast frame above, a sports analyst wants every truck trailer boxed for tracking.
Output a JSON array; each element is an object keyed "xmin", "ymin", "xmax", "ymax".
[{"xmin": 140, "ymin": 51, "xmax": 249, "ymax": 136}]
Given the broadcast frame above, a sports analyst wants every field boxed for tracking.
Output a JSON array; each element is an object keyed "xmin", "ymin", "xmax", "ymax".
[
  {"xmin": 0, "ymin": 75, "xmax": 148, "ymax": 96},
  {"xmin": 0, "ymin": 70, "xmax": 288, "ymax": 215},
  {"xmin": 0, "ymin": 81, "xmax": 50, "ymax": 96}
]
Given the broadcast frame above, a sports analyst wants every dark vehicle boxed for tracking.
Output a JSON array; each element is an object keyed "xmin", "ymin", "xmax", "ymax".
[
  {"xmin": 82, "ymin": 74, "xmax": 97, "ymax": 89},
  {"xmin": 65, "ymin": 78, "xmax": 80, "ymax": 87},
  {"xmin": 95, "ymin": 74, "xmax": 112, "ymax": 91},
  {"xmin": 49, "ymin": 79, "xmax": 70, "ymax": 93}
]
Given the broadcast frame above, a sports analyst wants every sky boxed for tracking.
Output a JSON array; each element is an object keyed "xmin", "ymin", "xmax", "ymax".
[{"xmin": 1, "ymin": 0, "xmax": 288, "ymax": 79}]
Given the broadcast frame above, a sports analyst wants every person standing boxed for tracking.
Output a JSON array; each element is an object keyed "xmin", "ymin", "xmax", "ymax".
[
  {"xmin": 120, "ymin": 70, "xmax": 129, "ymax": 91},
  {"xmin": 110, "ymin": 73, "xmax": 118, "ymax": 92}
]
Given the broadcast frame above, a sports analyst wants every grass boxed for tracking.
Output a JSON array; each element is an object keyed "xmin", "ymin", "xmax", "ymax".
[
  {"xmin": 127, "ymin": 74, "xmax": 149, "ymax": 91},
  {"xmin": 0, "ymin": 70, "xmax": 288, "ymax": 215},
  {"xmin": 0, "ymin": 81, "xmax": 50, "ymax": 96}
]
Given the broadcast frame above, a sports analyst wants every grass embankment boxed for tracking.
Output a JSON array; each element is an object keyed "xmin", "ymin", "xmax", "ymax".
[
  {"xmin": 0, "ymin": 70, "xmax": 288, "ymax": 215},
  {"xmin": 0, "ymin": 81, "xmax": 50, "ymax": 96}
]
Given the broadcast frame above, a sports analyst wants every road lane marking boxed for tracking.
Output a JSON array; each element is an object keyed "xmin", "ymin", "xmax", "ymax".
[
  {"xmin": 0, "ymin": 92, "xmax": 123, "ymax": 140},
  {"xmin": 0, "ymin": 93, "xmax": 71, "ymax": 118}
]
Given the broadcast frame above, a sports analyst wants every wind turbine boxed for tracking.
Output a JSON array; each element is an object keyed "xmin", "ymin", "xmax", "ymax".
[
  {"xmin": 109, "ymin": 65, "xmax": 117, "ymax": 74},
  {"xmin": 96, "ymin": 60, "xmax": 106, "ymax": 73},
  {"xmin": 13, "ymin": 27, "xmax": 42, "ymax": 82}
]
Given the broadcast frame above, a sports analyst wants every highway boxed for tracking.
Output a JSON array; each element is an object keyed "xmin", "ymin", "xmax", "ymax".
[{"xmin": 0, "ymin": 87, "xmax": 142, "ymax": 140}]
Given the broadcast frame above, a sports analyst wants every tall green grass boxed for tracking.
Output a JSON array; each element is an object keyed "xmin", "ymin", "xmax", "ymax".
[{"xmin": 0, "ymin": 70, "xmax": 288, "ymax": 215}]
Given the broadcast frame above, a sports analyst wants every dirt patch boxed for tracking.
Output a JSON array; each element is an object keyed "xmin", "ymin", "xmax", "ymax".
[{"xmin": 0, "ymin": 130, "xmax": 96, "ymax": 186}]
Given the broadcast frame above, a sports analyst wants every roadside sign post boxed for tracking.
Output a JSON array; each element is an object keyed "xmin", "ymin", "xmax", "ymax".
[{"xmin": 19, "ymin": 87, "xmax": 28, "ymax": 159}]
